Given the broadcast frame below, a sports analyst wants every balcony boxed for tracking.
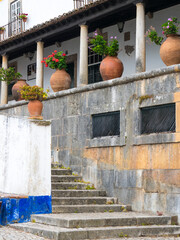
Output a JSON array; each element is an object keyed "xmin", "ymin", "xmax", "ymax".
[
  {"xmin": 0, "ymin": 18, "xmax": 26, "ymax": 42},
  {"xmin": 73, "ymin": 0, "xmax": 99, "ymax": 9}
]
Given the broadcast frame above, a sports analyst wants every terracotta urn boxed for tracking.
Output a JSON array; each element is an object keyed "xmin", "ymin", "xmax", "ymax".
[
  {"xmin": 23, "ymin": 18, "xmax": 27, "ymax": 23},
  {"xmin": 0, "ymin": 30, "xmax": 4, "ymax": 34},
  {"xmin": 28, "ymin": 100, "xmax": 43, "ymax": 119},
  {"xmin": 160, "ymin": 34, "xmax": 180, "ymax": 66},
  {"xmin": 50, "ymin": 69, "xmax": 71, "ymax": 92},
  {"xmin": 12, "ymin": 79, "xmax": 29, "ymax": 101},
  {"xmin": 100, "ymin": 56, "xmax": 124, "ymax": 81}
]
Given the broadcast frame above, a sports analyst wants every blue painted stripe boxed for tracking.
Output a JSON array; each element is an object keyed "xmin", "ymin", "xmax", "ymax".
[{"xmin": 0, "ymin": 195, "xmax": 52, "ymax": 226}]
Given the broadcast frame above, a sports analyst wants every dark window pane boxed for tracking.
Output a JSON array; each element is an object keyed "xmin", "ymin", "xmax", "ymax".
[
  {"xmin": 141, "ymin": 104, "xmax": 175, "ymax": 134},
  {"xmin": 92, "ymin": 111, "xmax": 120, "ymax": 138},
  {"xmin": 88, "ymin": 64, "xmax": 102, "ymax": 84},
  {"xmin": 67, "ymin": 62, "xmax": 74, "ymax": 88}
]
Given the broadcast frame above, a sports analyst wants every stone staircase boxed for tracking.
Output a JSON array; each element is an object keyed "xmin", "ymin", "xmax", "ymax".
[{"xmin": 12, "ymin": 166, "xmax": 180, "ymax": 239}]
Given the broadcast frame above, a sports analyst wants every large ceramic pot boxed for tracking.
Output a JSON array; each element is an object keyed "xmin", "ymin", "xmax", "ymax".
[
  {"xmin": 28, "ymin": 100, "xmax": 43, "ymax": 120},
  {"xmin": 12, "ymin": 79, "xmax": 29, "ymax": 101},
  {"xmin": 160, "ymin": 34, "xmax": 180, "ymax": 66},
  {"xmin": 100, "ymin": 56, "xmax": 124, "ymax": 81},
  {"xmin": 50, "ymin": 69, "xmax": 71, "ymax": 92}
]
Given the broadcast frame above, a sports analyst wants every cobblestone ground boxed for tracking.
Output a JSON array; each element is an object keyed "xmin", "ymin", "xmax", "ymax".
[{"xmin": 0, "ymin": 226, "xmax": 50, "ymax": 240}]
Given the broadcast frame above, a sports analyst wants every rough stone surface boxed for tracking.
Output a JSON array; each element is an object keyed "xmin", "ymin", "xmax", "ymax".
[{"xmin": 0, "ymin": 226, "xmax": 50, "ymax": 239}]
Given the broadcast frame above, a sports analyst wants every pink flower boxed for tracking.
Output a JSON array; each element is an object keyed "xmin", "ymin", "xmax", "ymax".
[
  {"xmin": 55, "ymin": 59, "xmax": 59, "ymax": 62},
  {"xmin": 167, "ymin": 26, "xmax": 169, "ymax": 29},
  {"xmin": 162, "ymin": 31, "xmax": 165, "ymax": 34},
  {"xmin": 54, "ymin": 50, "xmax": 57, "ymax": 53},
  {"xmin": 168, "ymin": 18, "xmax": 172, "ymax": 21},
  {"xmin": 45, "ymin": 64, "xmax": 48, "ymax": 67},
  {"xmin": 62, "ymin": 53, "xmax": 66, "ymax": 56}
]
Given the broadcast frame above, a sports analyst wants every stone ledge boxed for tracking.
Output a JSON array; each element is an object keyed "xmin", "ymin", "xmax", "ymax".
[{"xmin": 0, "ymin": 64, "xmax": 179, "ymax": 111}]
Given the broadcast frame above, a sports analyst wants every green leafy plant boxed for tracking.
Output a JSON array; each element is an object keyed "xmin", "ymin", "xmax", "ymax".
[
  {"xmin": 146, "ymin": 17, "xmax": 180, "ymax": 45},
  {"xmin": 19, "ymin": 85, "xmax": 49, "ymax": 101},
  {"xmin": 42, "ymin": 51, "xmax": 67, "ymax": 70},
  {"xmin": 89, "ymin": 32, "xmax": 119, "ymax": 56},
  {"xmin": 0, "ymin": 67, "xmax": 22, "ymax": 85},
  {"xmin": 19, "ymin": 13, "xmax": 28, "ymax": 20},
  {"xmin": 0, "ymin": 27, "xmax": 5, "ymax": 31}
]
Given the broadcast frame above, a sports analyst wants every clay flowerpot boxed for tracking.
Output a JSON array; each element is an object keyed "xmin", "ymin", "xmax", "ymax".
[
  {"xmin": 28, "ymin": 100, "xmax": 43, "ymax": 120},
  {"xmin": 160, "ymin": 34, "xmax": 180, "ymax": 66},
  {"xmin": 23, "ymin": 18, "xmax": 27, "ymax": 23},
  {"xmin": 12, "ymin": 79, "xmax": 29, "ymax": 101},
  {"xmin": 0, "ymin": 30, "xmax": 4, "ymax": 34},
  {"xmin": 100, "ymin": 56, "xmax": 124, "ymax": 81},
  {"xmin": 50, "ymin": 69, "xmax": 71, "ymax": 92}
]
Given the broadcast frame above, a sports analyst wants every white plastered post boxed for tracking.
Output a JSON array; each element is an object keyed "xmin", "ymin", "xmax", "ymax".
[
  {"xmin": 136, "ymin": 2, "xmax": 146, "ymax": 73},
  {"xmin": 79, "ymin": 24, "xmax": 88, "ymax": 86},
  {"xmin": 1, "ymin": 55, "xmax": 8, "ymax": 105},
  {"xmin": 36, "ymin": 41, "xmax": 44, "ymax": 87}
]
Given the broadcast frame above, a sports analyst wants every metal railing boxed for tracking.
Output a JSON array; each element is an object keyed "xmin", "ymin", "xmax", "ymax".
[
  {"xmin": 0, "ymin": 17, "xmax": 26, "ymax": 42},
  {"xmin": 73, "ymin": 0, "xmax": 98, "ymax": 9}
]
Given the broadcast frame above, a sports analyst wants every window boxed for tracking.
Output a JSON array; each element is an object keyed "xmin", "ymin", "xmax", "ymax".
[
  {"xmin": 141, "ymin": 104, "xmax": 175, "ymax": 134},
  {"xmin": 92, "ymin": 111, "xmax": 120, "ymax": 138},
  {"xmin": 10, "ymin": 0, "xmax": 21, "ymax": 36},
  {"xmin": 88, "ymin": 34, "xmax": 107, "ymax": 84}
]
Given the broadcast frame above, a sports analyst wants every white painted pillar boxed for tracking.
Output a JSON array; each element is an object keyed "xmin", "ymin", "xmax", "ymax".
[
  {"xmin": 79, "ymin": 24, "xmax": 88, "ymax": 86},
  {"xmin": 136, "ymin": 2, "xmax": 146, "ymax": 73},
  {"xmin": 1, "ymin": 55, "xmax": 8, "ymax": 105},
  {"xmin": 36, "ymin": 41, "xmax": 44, "ymax": 87}
]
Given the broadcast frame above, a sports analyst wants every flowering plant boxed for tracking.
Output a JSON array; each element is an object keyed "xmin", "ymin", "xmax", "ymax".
[
  {"xmin": 19, "ymin": 13, "xmax": 28, "ymax": 20},
  {"xmin": 41, "ymin": 51, "xmax": 67, "ymax": 70},
  {"xmin": 146, "ymin": 17, "xmax": 180, "ymax": 45},
  {"xmin": 0, "ymin": 67, "xmax": 22, "ymax": 85},
  {"xmin": 89, "ymin": 33, "xmax": 119, "ymax": 56},
  {"xmin": 19, "ymin": 85, "xmax": 49, "ymax": 101},
  {"xmin": 0, "ymin": 27, "xmax": 5, "ymax": 31}
]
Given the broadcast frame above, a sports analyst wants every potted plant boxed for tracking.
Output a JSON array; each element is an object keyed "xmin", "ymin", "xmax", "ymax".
[
  {"xmin": 146, "ymin": 17, "xmax": 180, "ymax": 66},
  {"xmin": 19, "ymin": 85, "xmax": 49, "ymax": 119},
  {"xmin": 0, "ymin": 27, "xmax": 5, "ymax": 34},
  {"xmin": 42, "ymin": 50, "xmax": 71, "ymax": 92},
  {"xmin": 19, "ymin": 13, "xmax": 28, "ymax": 22},
  {"xmin": 89, "ymin": 32, "xmax": 124, "ymax": 81},
  {"xmin": 0, "ymin": 67, "xmax": 28, "ymax": 101}
]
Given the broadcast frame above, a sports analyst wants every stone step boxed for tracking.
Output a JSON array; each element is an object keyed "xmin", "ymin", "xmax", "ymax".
[
  {"xmin": 52, "ymin": 190, "xmax": 107, "ymax": 198},
  {"xmin": 52, "ymin": 197, "xmax": 117, "ymax": 205},
  {"xmin": 31, "ymin": 212, "xmax": 175, "ymax": 228},
  {"xmin": 51, "ymin": 175, "xmax": 82, "ymax": 182},
  {"xmin": 12, "ymin": 222, "xmax": 180, "ymax": 240},
  {"xmin": 51, "ymin": 182, "xmax": 92, "ymax": 190},
  {"xmin": 51, "ymin": 169, "xmax": 72, "ymax": 176},
  {"xmin": 52, "ymin": 204, "xmax": 132, "ymax": 213}
]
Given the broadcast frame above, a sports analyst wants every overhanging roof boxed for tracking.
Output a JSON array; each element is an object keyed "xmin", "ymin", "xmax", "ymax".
[{"xmin": 0, "ymin": 0, "xmax": 179, "ymax": 61}]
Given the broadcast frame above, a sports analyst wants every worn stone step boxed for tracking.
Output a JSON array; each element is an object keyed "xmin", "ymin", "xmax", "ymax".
[
  {"xmin": 12, "ymin": 222, "xmax": 180, "ymax": 240},
  {"xmin": 51, "ymin": 169, "xmax": 72, "ymax": 176},
  {"xmin": 51, "ymin": 182, "xmax": 91, "ymax": 190},
  {"xmin": 51, "ymin": 175, "xmax": 82, "ymax": 182},
  {"xmin": 52, "ymin": 190, "xmax": 107, "ymax": 198},
  {"xmin": 52, "ymin": 204, "xmax": 132, "ymax": 213},
  {"xmin": 31, "ymin": 212, "xmax": 175, "ymax": 228},
  {"xmin": 52, "ymin": 197, "xmax": 117, "ymax": 205}
]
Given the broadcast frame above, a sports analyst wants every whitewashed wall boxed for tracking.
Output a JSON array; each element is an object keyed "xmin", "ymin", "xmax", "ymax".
[
  {"xmin": 0, "ymin": 0, "xmax": 74, "ymax": 30},
  {"xmin": 0, "ymin": 114, "xmax": 51, "ymax": 196}
]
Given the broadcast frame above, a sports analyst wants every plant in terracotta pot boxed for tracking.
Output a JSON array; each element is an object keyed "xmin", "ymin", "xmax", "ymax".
[
  {"xmin": 19, "ymin": 85, "xmax": 49, "ymax": 120},
  {"xmin": 19, "ymin": 13, "xmax": 28, "ymax": 22},
  {"xmin": 0, "ymin": 67, "xmax": 22, "ymax": 85},
  {"xmin": 0, "ymin": 27, "xmax": 5, "ymax": 34},
  {"xmin": 146, "ymin": 17, "xmax": 180, "ymax": 66},
  {"xmin": 89, "ymin": 33, "xmax": 124, "ymax": 81},
  {"xmin": 42, "ymin": 51, "xmax": 71, "ymax": 92}
]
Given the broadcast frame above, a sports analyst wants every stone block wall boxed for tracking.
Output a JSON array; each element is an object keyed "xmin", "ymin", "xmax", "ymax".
[{"xmin": 0, "ymin": 64, "xmax": 180, "ymax": 219}]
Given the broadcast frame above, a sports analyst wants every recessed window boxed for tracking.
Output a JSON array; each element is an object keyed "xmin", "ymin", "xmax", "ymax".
[
  {"xmin": 141, "ymin": 104, "xmax": 175, "ymax": 134},
  {"xmin": 92, "ymin": 111, "xmax": 120, "ymax": 138}
]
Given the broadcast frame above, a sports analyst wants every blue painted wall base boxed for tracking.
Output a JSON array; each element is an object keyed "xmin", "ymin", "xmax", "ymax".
[{"xmin": 0, "ymin": 195, "xmax": 52, "ymax": 226}]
